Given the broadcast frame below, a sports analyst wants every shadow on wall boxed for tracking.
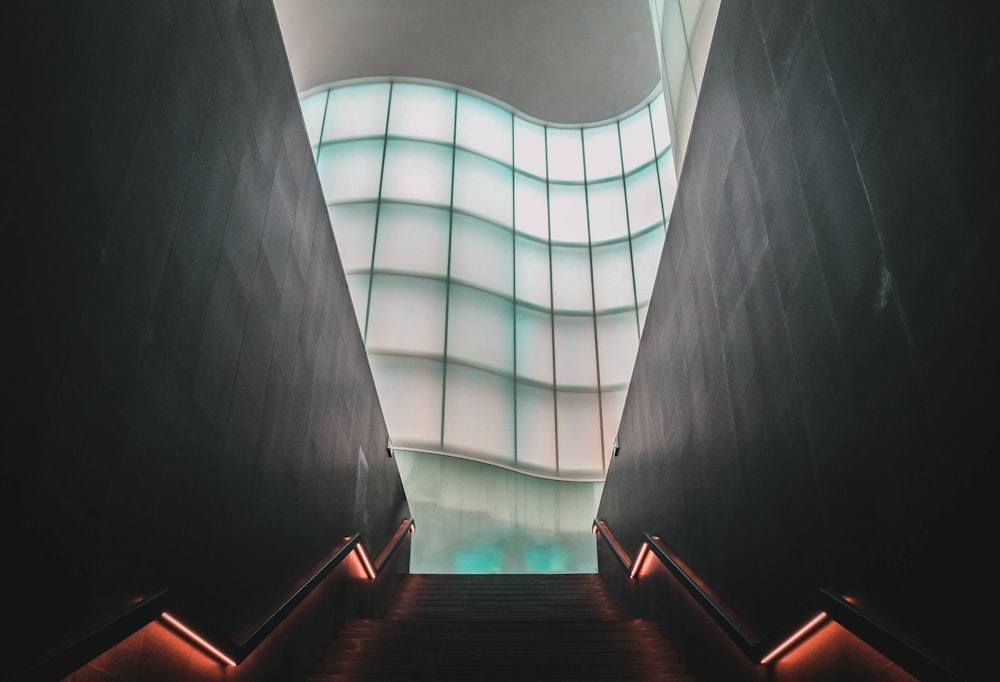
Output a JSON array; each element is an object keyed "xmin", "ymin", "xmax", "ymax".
[{"xmin": 395, "ymin": 450, "xmax": 602, "ymax": 573}]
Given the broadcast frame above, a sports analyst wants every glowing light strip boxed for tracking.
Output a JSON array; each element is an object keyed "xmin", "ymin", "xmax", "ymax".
[
  {"xmin": 759, "ymin": 612, "xmax": 827, "ymax": 664},
  {"xmin": 161, "ymin": 612, "xmax": 237, "ymax": 667},
  {"xmin": 355, "ymin": 543, "xmax": 377, "ymax": 580},
  {"xmin": 629, "ymin": 542, "xmax": 650, "ymax": 580}
]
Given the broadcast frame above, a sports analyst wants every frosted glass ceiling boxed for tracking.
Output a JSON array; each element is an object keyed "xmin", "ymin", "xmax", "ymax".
[{"xmin": 301, "ymin": 79, "xmax": 675, "ymax": 481}]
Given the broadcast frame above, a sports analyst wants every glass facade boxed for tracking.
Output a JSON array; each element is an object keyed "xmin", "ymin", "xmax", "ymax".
[
  {"xmin": 649, "ymin": 0, "xmax": 721, "ymax": 175},
  {"xmin": 301, "ymin": 78, "xmax": 674, "ymax": 482}
]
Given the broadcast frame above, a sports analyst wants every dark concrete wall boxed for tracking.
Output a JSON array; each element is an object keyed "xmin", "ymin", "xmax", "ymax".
[
  {"xmin": 6, "ymin": 2, "xmax": 409, "ymax": 680},
  {"xmin": 598, "ymin": 2, "xmax": 998, "ymax": 681}
]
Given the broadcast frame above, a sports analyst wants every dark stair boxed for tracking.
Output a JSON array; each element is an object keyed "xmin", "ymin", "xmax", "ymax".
[{"xmin": 308, "ymin": 573, "xmax": 695, "ymax": 681}]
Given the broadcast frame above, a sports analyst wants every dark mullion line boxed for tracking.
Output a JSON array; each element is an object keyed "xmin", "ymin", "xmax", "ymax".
[
  {"xmin": 544, "ymin": 126, "xmax": 559, "ymax": 476},
  {"xmin": 363, "ymin": 82, "xmax": 395, "ymax": 343},
  {"xmin": 617, "ymin": 120, "xmax": 642, "ymax": 340},
  {"xmin": 580, "ymin": 129, "xmax": 607, "ymax": 475},
  {"xmin": 676, "ymin": 0, "xmax": 700, "ymax": 100},
  {"xmin": 657, "ymin": 4, "xmax": 680, "ymax": 159},
  {"xmin": 649, "ymin": 103, "xmax": 670, "ymax": 238},
  {"xmin": 439, "ymin": 89, "xmax": 459, "ymax": 451},
  {"xmin": 314, "ymin": 89, "xmax": 331, "ymax": 162},
  {"xmin": 510, "ymin": 112, "xmax": 518, "ymax": 468}
]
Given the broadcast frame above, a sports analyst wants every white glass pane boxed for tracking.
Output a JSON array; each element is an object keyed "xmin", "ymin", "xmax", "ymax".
[
  {"xmin": 451, "ymin": 214, "xmax": 513, "ymax": 296},
  {"xmin": 658, "ymin": 154, "xmax": 678, "ymax": 225},
  {"xmin": 322, "ymin": 83, "xmax": 391, "ymax": 141},
  {"xmin": 592, "ymin": 240, "xmax": 637, "ymax": 312},
  {"xmin": 366, "ymin": 274, "xmax": 447, "ymax": 355},
  {"xmin": 373, "ymin": 203, "xmax": 450, "ymax": 277},
  {"xmin": 443, "ymin": 364, "xmax": 515, "ymax": 463},
  {"xmin": 689, "ymin": 0, "xmax": 722, "ymax": 93},
  {"xmin": 548, "ymin": 184, "xmax": 588, "ymax": 243},
  {"xmin": 515, "ymin": 384, "xmax": 556, "ymax": 472},
  {"xmin": 546, "ymin": 128, "xmax": 584, "ymax": 182},
  {"xmin": 515, "ymin": 305, "xmax": 553, "ymax": 383},
  {"xmin": 649, "ymin": 95, "xmax": 672, "ymax": 154},
  {"xmin": 553, "ymin": 314, "xmax": 598, "ymax": 387},
  {"xmin": 556, "ymin": 391, "xmax": 603, "ymax": 477},
  {"xmin": 514, "ymin": 236, "xmax": 551, "ymax": 308},
  {"xmin": 453, "ymin": 150, "xmax": 513, "ymax": 227},
  {"xmin": 626, "ymin": 164, "xmax": 665, "ymax": 231},
  {"xmin": 638, "ymin": 303, "xmax": 650, "ymax": 333},
  {"xmin": 514, "ymin": 118, "xmax": 547, "ymax": 177},
  {"xmin": 587, "ymin": 179, "xmax": 629, "ymax": 243},
  {"xmin": 381, "ymin": 139, "xmax": 453, "ymax": 206},
  {"xmin": 388, "ymin": 82, "xmax": 455, "ymax": 143},
  {"xmin": 551, "ymin": 245, "xmax": 593, "ymax": 313},
  {"xmin": 583, "ymin": 123, "xmax": 622, "ymax": 182},
  {"xmin": 329, "ymin": 203, "xmax": 377, "ymax": 273},
  {"xmin": 632, "ymin": 228, "xmax": 666, "ymax": 305},
  {"xmin": 316, "ymin": 139, "xmax": 384, "ymax": 203},
  {"xmin": 620, "ymin": 107, "xmax": 656, "ymax": 173},
  {"xmin": 300, "ymin": 91, "xmax": 327, "ymax": 146},
  {"xmin": 514, "ymin": 173, "xmax": 549, "ymax": 240},
  {"xmin": 456, "ymin": 93, "xmax": 513, "ymax": 164},
  {"xmin": 369, "ymin": 354, "xmax": 443, "ymax": 448},
  {"xmin": 663, "ymin": 0, "xmax": 689, "ymax": 126},
  {"xmin": 345, "ymin": 273, "xmax": 369, "ymax": 331},
  {"xmin": 600, "ymin": 389, "xmax": 627, "ymax": 466},
  {"xmin": 447, "ymin": 285, "xmax": 514, "ymax": 372},
  {"xmin": 596, "ymin": 311, "xmax": 639, "ymax": 386}
]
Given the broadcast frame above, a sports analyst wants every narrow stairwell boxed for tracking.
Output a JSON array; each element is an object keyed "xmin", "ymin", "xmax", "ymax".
[{"xmin": 308, "ymin": 573, "xmax": 695, "ymax": 681}]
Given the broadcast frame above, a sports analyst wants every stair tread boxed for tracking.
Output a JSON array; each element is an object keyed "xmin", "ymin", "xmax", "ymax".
[{"xmin": 307, "ymin": 573, "xmax": 694, "ymax": 681}]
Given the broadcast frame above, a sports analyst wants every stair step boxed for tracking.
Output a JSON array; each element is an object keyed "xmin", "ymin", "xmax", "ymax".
[{"xmin": 307, "ymin": 573, "xmax": 694, "ymax": 681}]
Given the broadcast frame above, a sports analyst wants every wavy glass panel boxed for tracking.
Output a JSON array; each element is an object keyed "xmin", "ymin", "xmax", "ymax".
[
  {"xmin": 456, "ymin": 92, "xmax": 513, "ymax": 164},
  {"xmin": 443, "ymin": 364, "xmax": 516, "ymax": 463},
  {"xmin": 447, "ymin": 285, "xmax": 514, "ymax": 373},
  {"xmin": 381, "ymin": 139, "xmax": 453, "ymax": 206},
  {"xmin": 301, "ymin": 90, "xmax": 327, "ymax": 147},
  {"xmin": 548, "ymin": 183, "xmax": 589, "ymax": 244},
  {"xmin": 546, "ymin": 128, "xmax": 584, "ymax": 182},
  {"xmin": 583, "ymin": 123, "xmax": 622, "ymax": 182},
  {"xmin": 633, "ymin": 228, "xmax": 666, "ymax": 307},
  {"xmin": 626, "ymin": 163, "xmax": 665, "ymax": 230},
  {"xmin": 596, "ymin": 311, "xmax": 640, "ymax": 386},
  {"xmin": 316, "ymin": 139, "xmax": 383, "ymax": 202},
  {"xmin": 515, "ymin": 385, "xmax": 558, "ymax": 472},
  {"xmin": 556, "ymin": 391, "xmax": 603, "ymax": 477},
  {"xmin": 388, "ymin": 82, "xmax": 455, "ymax": 143},
  {"xmin": 329, "ymin": 203, "xmax": 377, "ymax": 273},
  {"xmin": 373, "ymin": 204, "xmax": 450, "ymax": 278},
  {"xmin": 514, "ymin": 173, "xmax": 549, "ymax": 240},
  {"xmin": 550, "ymin": 245, "xmax": 593, "ymax": 313},
  {"xmin": 515, "ymin": 304, "xmax": 554, "ymax": 384},
  {"xmin": 619, "ymin": 107, "xmax": 656, "ymax": 173},
  {"xmin": 370, "ymin": 355, "xmax": 443, "ymax": 448},
  {"xmin": 366, "ymin": 274, "xmax": 447, "ymax": 355},
  {"xmin": 587, "ymin": 179, "xmax": 629, "ymax": 243},
  {"xmin": 592, "ymin": 240, "xmax": 637, "ymax": 313},
  {"xmin": 302, "ymin": 79, "xmax": 674, "ymax": 482},
  {"xmin": 322, "ymin": 82, "xmax": 390, "ymax": 141},
  {"xmin": 453, "ymin": 150, "xmax": 513, "ymax": 227},
  {"xmin": 513, "ymin": 117, "xmax": 547, "ymax": 178},
  {"xmin": 450, "ymin": 214, "xmax": 513, "ymax": 296},
  {"xmin": 553, "ymin": 314, "xmax": 598, "ymax": 388}
]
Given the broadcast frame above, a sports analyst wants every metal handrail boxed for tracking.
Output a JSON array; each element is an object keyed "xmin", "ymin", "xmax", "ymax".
[
  {"xmin": 12, "ymin": 519, "xmax": 415, "ymax": 682},
  {"xmin": 594, "ymin": 519, "xmax": 963, "ymax": 681}
]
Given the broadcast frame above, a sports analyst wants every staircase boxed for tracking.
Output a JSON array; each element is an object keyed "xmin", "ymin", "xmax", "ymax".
[{"xmin": 308, "ymin": 573, "xmax": 695, "ymax": 681}]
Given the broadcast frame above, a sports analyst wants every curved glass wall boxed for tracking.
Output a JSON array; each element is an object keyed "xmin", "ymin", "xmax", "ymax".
[{"xmin": 300, "ymin": 79, "xmax": 674, "ymax": 482}]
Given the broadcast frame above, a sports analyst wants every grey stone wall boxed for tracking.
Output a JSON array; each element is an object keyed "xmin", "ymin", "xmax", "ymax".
[
  {"xmin": 7, "ymin": 2, "xmax": 409, "ymax": 679},
  {"xmin": 598, "ymin": 2, "xmax": 998, "ymax": 681}
]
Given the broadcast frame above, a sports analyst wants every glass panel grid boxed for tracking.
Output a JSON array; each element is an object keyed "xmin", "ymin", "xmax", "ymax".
[{"xmin": 301, "ymin": 80, "xmax": 676, "ymax": 481}]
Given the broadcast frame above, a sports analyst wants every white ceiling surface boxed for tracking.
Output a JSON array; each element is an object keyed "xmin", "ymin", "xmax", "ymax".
[{"xmin": 272, "ymin": 0, "xmax": 661, "ymax": 124}]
